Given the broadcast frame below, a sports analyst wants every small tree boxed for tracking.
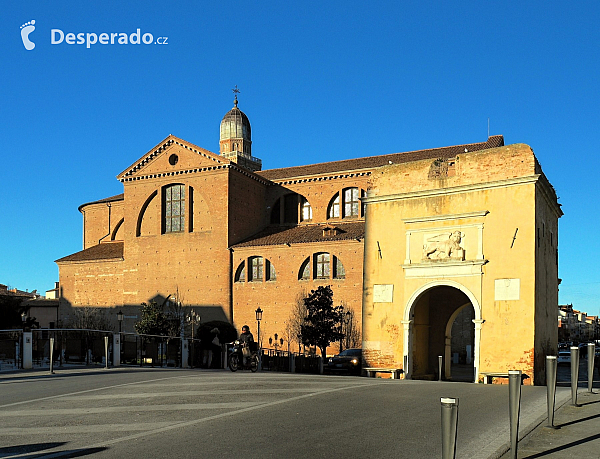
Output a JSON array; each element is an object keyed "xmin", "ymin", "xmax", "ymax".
[
  {"xmin": 300, "ymin": 286, "xmax": 343, "ymax": 358},
  {"xmin": 134, "ymin": 301, "xmax": 171, "ymax": 336}
]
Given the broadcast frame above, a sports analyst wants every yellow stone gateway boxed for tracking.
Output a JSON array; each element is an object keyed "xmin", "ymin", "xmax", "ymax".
[{"xmin": 362, "ymin": 143, "xmax": 562, "ymax": 385}]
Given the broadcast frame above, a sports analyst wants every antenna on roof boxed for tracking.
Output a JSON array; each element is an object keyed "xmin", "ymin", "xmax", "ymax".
[{"xmin": 487, "ymin": 118, "xmax": 490, "ymax": 138}]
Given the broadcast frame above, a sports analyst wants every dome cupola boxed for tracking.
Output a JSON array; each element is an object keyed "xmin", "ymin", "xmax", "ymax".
[{"xmin": 219, "ymin": 87, "xmax": 261, "ymax": 172}]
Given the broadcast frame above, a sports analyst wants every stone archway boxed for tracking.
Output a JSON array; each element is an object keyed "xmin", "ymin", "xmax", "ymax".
[{"xmin": 403, "ymin": 281, "xmax": 482, "ymax": 382}]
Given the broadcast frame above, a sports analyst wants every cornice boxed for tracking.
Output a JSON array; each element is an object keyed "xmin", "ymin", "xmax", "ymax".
[
  {"xmin": 269, "ymin": 170, "xmax": 371, "ymax": 186},
  {"xmin": 363, "ymin": 175, "xmax": 542, "ymax": 204}
]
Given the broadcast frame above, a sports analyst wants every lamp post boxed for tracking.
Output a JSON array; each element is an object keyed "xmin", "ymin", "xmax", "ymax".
[
  {"xmin": 344, "ymin": 311, "xmax": 351, "ymax": 350},
  {"xmin": 255, "ymin": 307, "xmax": 263, "ymax": 370},
  {"xmin": 186, "ymin": 309, "xmax": 200, "ymax": 368},
  {"xmin": 117, "ymin": 310, "xmax": 124, "ymax": 364},
  {"xmin": 339, "ymin": 306, "xmax": 345, "ymax": 353}
]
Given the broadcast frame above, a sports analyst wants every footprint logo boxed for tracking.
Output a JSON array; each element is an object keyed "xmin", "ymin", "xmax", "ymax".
[{"xmin": 20, "ymin": 20, "xmax": 36, "ymax": 50}]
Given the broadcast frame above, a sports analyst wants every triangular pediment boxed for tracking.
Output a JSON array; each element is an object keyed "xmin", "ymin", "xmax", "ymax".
[{"xmin": 117, "ymin": 135, "xmax": 231, "ymax": 182}]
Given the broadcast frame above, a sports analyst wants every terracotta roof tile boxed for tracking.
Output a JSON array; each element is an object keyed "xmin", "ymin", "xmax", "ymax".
[
  {"xmin": 56, "ymin": 242, "xmax": 124, "ymax": 263},
  {"xmin": 231, "ymin": 222, "xmax": 365, "ymax": 248},
  {"xmin": 257, "ymin": 135, "xmax": 504, "ymax": 181}
]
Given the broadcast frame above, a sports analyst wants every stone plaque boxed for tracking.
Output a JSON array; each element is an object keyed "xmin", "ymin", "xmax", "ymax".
[
  {"xmin": 495, "ymin": 278, "xmax": 520, "ymax": 301},
  {"xmin": 373, "ymin": 284, "xmax": 394, "ymax": 303}
]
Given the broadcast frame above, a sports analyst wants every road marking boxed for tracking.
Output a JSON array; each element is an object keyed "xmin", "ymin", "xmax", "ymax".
[
  {"xmin": 2, "ymin": 381, "xmax": 377, "ymax": 459},
  {"xmin": 0, "ymin": 422, "xmax": 175, "ymax": 435},
  {"xmin": 58, "ymin": 388, "xmax": 329, "ymax": 400},
  {"xmin": 0, "ymin": 373, "xmax": 199, "ymax": 409},
  {"xmin": 0, "ymin": 402, "xmax": 261, "ymax": 416}
]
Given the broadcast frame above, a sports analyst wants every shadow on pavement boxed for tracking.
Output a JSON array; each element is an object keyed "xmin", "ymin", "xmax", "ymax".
[
  {"xmin": 523, "ymin": 432, "xmax": 600, "ymax": 458},
  {"xmin": 555, "ymin": 411, "xmax": 600, "ymax": 428},
  {"xmin": 0, "ymin": 443, "xmax": 107, "ymax": 458}
]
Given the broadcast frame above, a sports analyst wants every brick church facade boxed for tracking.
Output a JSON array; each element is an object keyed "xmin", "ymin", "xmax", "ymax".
[{"xmin": 58, "ymin": 97, "xmax": 551, "ymax": 370}]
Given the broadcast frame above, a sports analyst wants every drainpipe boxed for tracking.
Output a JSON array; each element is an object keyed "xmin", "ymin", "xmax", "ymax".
[{"xmin": 98, "ymin": 203, "xmax": 112, "ymax": 244}]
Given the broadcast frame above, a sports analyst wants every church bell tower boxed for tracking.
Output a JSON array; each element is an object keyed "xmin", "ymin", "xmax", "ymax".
[{"xmin": 219, "ymin": 87, "xmax": 261, "ymax": 172}]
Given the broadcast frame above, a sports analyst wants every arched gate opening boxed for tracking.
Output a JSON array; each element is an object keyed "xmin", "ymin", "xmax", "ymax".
[{"xmin": 405, "ymin": 283, "xmax": 479, "ymax": 382}]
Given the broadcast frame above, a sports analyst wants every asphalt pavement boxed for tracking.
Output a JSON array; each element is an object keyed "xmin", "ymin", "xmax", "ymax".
[{"xmin": 0, "ymin": 365, "xmax": 594, "ymax": 458}]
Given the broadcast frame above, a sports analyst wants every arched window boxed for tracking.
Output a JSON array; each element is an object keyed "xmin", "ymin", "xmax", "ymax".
[
  {"xmin": 163, "ymin": 184, "xmax": 185, "ymax": 233},
  {"xmin": 235, "ymin": 261, "xmax": 246, "ymax": 282},
  {"xmin": 270, "ymin": 193, "xmax": 311, "ymax": 224},
  {"xmin": 333, "ymin": 256, "xmax": 345, "ymax": 279},
  {"xmin": 267, "ymin": 261, "xmax": 276, "ymax": 281},
  {"xmin": 247, "ymin": 257, "xmax": 276, "ymax": 282},
  {"xmin": 301, "ymin": 197, "xmax": 313, "ymax": 222},
  {"xmin": 328, "ymin": 193, "xmax": 340, "ymax": 219},
  {"xmin": 298, "ymin": 254, "xmax": 345, "ymax": 281},
  {"xmin": 299, "ymin": 257, "xmax": 310, "ymax": 280}
]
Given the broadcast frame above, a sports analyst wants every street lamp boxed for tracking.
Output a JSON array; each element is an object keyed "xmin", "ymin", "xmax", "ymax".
[
  {"xmin": 255, "ymin": 307, "xmax": 263, "ymax": 371},
  {"xmin": 344, "ymin": 311, "xmax": 351, "ymax": 350},
  {"xmin": 339, "ymin": 306, "xmax": 344, "ymax": 353},
  {"xmin": 117, "ymin": 310, "xmax": 124, "ymax": 333},
  {"xmin": 117, "ymin": 310, "xmax": 124, "ymax": 362},
  {"xmin": 186, "ymin": 309, "xmax": 200, "ymax": 368}
]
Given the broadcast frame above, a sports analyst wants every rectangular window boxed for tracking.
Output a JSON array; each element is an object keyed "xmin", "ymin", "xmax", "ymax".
[
  {"xmin": 165, "ymin": 185, "xmax": 185, "ymax": 233},
  {"xmin": 316, "ymin": 253, "xmax": 330, "ymax": 279},
  {"xmin": 344, "ymin": 188, "xmax": 359, "ymax": 217},
  {"xmin": 250, "ymin": 257, "xmax": 264, "ymax": 282}
]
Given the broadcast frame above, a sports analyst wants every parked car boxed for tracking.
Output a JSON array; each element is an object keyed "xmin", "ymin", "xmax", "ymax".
[
  {"xmin": 327, "ymin": 348, "xmax": 362, "ymax": 375},
  {"xmin": 557, "ymin": 350, "xmax": 571, "ymax": 365}
]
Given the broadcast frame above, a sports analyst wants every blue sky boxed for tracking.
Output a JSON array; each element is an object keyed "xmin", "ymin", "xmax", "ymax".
[{"xmin": 2, "ymin": 1, "xmax": 599, "ymax": 315}]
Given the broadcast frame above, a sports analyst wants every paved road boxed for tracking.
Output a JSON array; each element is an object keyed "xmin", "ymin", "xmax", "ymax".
[{"xmin": 0, "ymin": 368, "xmax": 569, "ymax": 458}]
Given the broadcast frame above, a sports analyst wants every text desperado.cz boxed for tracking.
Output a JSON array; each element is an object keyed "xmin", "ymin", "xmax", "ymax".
[{"xmin": 51, "ymin": 29, "xmax": 168, "ymax": 48}]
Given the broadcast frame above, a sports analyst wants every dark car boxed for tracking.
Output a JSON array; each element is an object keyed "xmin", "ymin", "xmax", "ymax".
[{"xmin": 327, "ymin": 348, "xmax": 362, "ymax": 375}]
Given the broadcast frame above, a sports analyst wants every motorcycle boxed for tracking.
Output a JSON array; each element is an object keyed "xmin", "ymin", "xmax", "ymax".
[{"xmin": 228, "ymin": 340, "xmax": 259, "ymax": 372}]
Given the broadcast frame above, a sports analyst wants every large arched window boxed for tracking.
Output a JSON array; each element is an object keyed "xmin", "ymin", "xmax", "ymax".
[
  {"xmin": 298, "ymin": 253, "xmax": 345, "ymax": 280},
  {"xmin": 328, "ymin": 188, "xmax": 364, "ymax": 219},
  {"xmin": 240, "ymin": 257, "xmax": 276, "ymax": 283},
  {"xmin": 163, "ymin": 184, "xmax": 185, "ymax": 233},
  {"xmin": 270, "ymin": 193, "xmax": 312, "ymax": 224}
]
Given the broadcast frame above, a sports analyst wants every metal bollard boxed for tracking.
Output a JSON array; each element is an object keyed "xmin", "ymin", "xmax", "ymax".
[
  {"xmin": 49, "ymin": 337, "xmax": 55, "ymax": 374},
  {"xmin": 570, "ymin": 346, "xmax": 580, "ymax": 406},
  {"xmin": 440, "ymin": 397, "xmax": 459, "ymax": 459},
  {"xmin": 588, "ymin": 343, "xmax": 595, "ymax": 393},
  {"xmin": 104, "ymin": 336, "xmax": 109, "ymax": 369},
  {"xmin": 508, "ymin": 370, "xmax": 522, "ymax": 459},
  {"xmin": 545, "ymin": 356, "xmax": 558, "ymax": 429},
  {"xmin": 438, "ymin": 355, "xmax": 443, "ymax": 381}
]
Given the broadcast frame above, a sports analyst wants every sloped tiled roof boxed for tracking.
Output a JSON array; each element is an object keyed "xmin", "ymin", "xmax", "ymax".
[
  {"xmin": 231, "ymin": 222, "xmax": 365, "ymax": 248},
  {"xmin": 257, "ymin": 135, "xmax": 504, "ymax": 181},
  {"xmin": 56, "ymin": 242, "xmax": 124, "ymax": 263},
  {"xmin": 79, "ymin": 194, "xmax": 124, "ymax": 212}
]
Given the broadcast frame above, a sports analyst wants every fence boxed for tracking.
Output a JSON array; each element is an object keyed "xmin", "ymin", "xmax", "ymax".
[
  {"xmin": 0, "ymin": 330, "xmax": 22, "ymax": 371},
  {"xmin": 2, "ymin": 328, "xmax": 322, "ymax": 374},
  {"xmin": 258, "ymin": 348, "xmax": 322, "ymax": 374}
]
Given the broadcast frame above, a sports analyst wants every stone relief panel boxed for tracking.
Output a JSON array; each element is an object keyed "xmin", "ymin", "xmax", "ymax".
[{"xmin": 422, "ymin": 231, "xmax": 465, "ymax": 261}]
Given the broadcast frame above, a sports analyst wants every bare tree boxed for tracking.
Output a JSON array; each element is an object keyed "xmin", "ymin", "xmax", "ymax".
[
  {"xmin": 285, "ymin": 290, "xmax": 308, "ymax": 352},
  {"xmin": 64, "ymin": 307, "xmax": 114, "ymax": 331},
  {"xmin": 343, "ymin": 307, "xmax": 362, "ymax": 349}
]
